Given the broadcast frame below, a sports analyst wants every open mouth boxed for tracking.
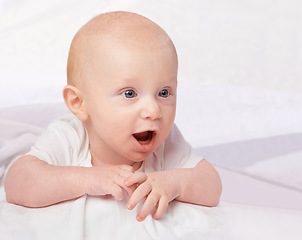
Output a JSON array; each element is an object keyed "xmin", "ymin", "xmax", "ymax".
[{"xmin": 133, "ymin": 131, "xmax": 154, "ymax": 145}]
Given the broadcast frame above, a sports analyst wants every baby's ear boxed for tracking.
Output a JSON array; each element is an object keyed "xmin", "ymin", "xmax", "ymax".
[{"xmin": 63, "ymin": 85, "xmax": 89, "ymax": 121}]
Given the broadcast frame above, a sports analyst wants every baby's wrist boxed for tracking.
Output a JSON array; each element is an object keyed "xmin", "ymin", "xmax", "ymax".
[
  {"xmin": 165, "ymin": 169, "xmax": 185, "ymax": 200},
  {"xmin": 172, "ymin": 168, "xmax": 190, "ymax": 200},
  {"xmin": 79, "ymin": 167, "xmax": 93, "ymax": 195}
]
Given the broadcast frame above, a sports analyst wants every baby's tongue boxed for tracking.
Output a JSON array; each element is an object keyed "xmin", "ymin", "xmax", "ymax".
[{"xmin": 133, "ymin": 131, "xmax": 149, "ymax": 141}]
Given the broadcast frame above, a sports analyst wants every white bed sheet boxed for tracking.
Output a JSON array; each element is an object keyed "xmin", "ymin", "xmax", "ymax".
[{"xmin": 1, "ymin": 193, "xmax": 302, "ymax": 240}]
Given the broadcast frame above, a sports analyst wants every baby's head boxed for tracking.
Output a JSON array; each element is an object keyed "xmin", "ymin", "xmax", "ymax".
[{"xmin": 64, "ymin": 11, "xmax": 178, "ymax": 165}]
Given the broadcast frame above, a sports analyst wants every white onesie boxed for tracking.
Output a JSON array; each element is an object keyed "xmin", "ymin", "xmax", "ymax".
[{"xmin": 26, "ymin": 114, "xmax": 202, "ymax": 172}]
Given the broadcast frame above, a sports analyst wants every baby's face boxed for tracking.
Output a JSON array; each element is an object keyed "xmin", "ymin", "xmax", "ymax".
[{"xmin": 83, "ymin": 37, "xmax": 178, "ymax": 164}]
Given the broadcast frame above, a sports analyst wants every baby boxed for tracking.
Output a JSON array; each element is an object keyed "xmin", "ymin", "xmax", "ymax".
[{"xmin": 4, "ymin": 11, "xmax": 222, "ymax": 222}]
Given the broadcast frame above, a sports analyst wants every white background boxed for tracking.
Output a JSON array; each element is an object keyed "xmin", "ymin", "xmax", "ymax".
[{"xmin": 0, "ymin": 0, "xmax": 302, "ymax": 109}]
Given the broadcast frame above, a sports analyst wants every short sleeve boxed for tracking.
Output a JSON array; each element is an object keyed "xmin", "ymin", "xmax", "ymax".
[
  {"xmin": 161, "ymin": 124, "xmax": 203, "ymax": 170},
  {"xmin": 25, "ymin": 114, "xmax": 91, "ymax": 167}
]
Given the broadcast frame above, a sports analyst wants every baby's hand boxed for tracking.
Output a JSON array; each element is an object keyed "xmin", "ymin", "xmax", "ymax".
[
  {"xmin": 125, "ymin": 170, "xmax": 181, "ymax": 221},
  {"xmin": 85, "ymin": 164, "xmax": 136, "ymax": 201}
]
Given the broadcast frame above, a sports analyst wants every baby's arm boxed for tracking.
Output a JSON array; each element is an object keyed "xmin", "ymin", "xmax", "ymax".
[
  {"xmin": 125, "ymin": 159, "xmax": 222, "ymax": 221},
  {"xmin": 4, "ymin": 155, "xmax": 135, "ymax": 207},
  {"xmin": 175, "ymin": 159, "xmax": 222, "ymax": 206}
]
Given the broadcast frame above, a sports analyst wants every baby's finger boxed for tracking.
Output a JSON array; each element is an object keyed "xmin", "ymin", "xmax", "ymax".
[
  {"xmin": 106, "ymin": 183, "xmax": 124, "ymax": 201},
  {"xmin": 125, "ymin": 185, "xmax": 136, "ymax": 198},
  {"xmin": 113, "ymin": 175, "xmax": 136, "ymax": 197},
  {"xmin": 127, "ymin": 182, "xmax": 151, "ymax": 210},
  {"xmin": 152, "ymin": 196, "xmax": 169, "ymax": 220},
  {"xmin": 124, "ymin": 172, "xmax": 147, "ymax": 187},
  {"xmin": 136, "ymin": 191, "xmax": 160, "ymax": 222}
]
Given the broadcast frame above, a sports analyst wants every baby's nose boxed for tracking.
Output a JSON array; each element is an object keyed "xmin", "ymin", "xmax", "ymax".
[{"xmin": 140, "ymin": 97, "xmax": 161, "ymax": 120}]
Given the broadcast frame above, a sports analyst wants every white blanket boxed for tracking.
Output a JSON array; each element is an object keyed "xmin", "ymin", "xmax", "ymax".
[{"xmin": 1, "ymin": 193, "xmax": 302, "ymax": 240}]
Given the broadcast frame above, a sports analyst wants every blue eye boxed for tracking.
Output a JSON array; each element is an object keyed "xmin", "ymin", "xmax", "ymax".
[
  {"xmin": 158, "ymin": 89, "xmax": 170, "ymax": 98},
  {"xmin": 122, "ymin": 90, "xmax": 137, "ymax": 98}
]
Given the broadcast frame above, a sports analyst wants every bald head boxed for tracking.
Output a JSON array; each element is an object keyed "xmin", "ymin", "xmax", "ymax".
[{"xmin": 67, "ymin": 11, "xmax": 177, "ymax": 87}]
